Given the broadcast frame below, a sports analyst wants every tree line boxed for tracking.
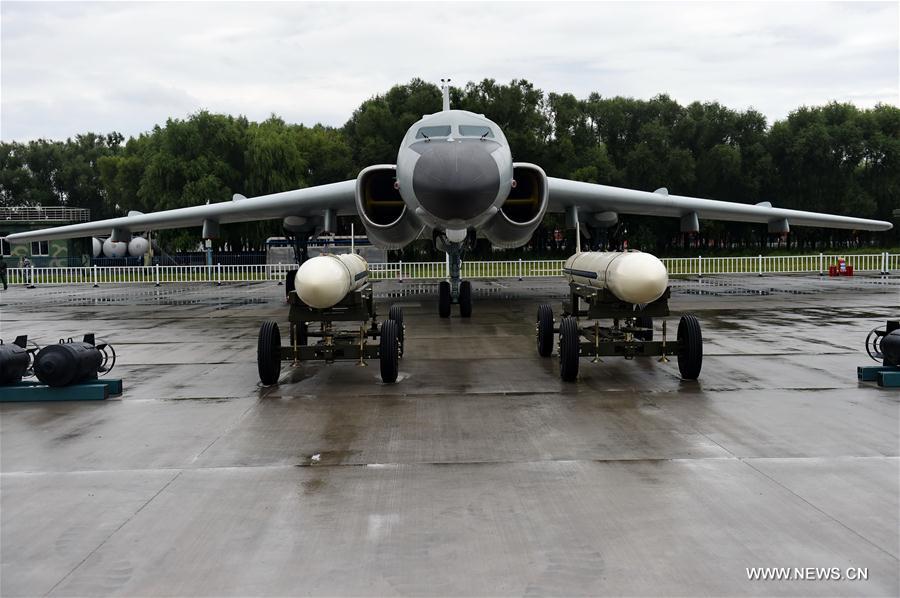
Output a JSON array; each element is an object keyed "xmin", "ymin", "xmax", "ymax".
[{"xmin": 1, "ymin": 78, "xmax": 896, "ymax": 255}]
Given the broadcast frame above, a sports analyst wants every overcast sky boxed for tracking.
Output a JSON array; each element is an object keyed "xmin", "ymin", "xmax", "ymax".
[{"xmin": 1, "ymin": 1, "xmax": 897, "ymax": 142}]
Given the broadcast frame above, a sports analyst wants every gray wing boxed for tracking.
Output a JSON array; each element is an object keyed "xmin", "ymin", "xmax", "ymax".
[
  {"xmin": 548, "ymin": 178, "xmax": 893, "ymax": 232},
  {"xmin": 4, "ymin": 181, "xmax": 357, "ymax": 242}
]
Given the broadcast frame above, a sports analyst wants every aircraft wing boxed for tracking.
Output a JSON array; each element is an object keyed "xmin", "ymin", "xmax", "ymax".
[
  {"xmin": 3, "ymin": 181, "xmax": 357, "ymax": 242},
  {"xmin": 547, "ymin": 178, "xmax": 893, "ymax": 231}
]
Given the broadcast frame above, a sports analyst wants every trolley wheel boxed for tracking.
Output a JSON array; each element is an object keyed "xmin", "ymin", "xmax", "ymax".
[
  {"xmin": 559, "ymin": 316, "xmax": 580, "ymax": 382},
  {"xmin": 389, "ymin": 305, "xmax": 404, "ymax": 357},
  {"xmin": 459, "ymin": 280, "xmax": 472, "ymax": 318},
  {"xmin": 257, "ymin": 320, "xmax": 282, "ymax": 385},
  {"xmin": 438, "ymin": 281, "xmax": 451, "ymax": 318},
  {"xmin": 537, "ymin": 303, "xmax": 554, "ymax": 357},
  {"xmin": 285, "ymin": 269, "xmax": 297, "ymax": 298},
  {"xmin": 635, "ymin": 316, "xmax": 653, "ymax": 341},
  {"xmin": 677, "ymin": 314, "xmax": 703, "ymax": 380},
  {"xmin": 379, "ymin": 320, "xmax": 400, "ymax": 383}
]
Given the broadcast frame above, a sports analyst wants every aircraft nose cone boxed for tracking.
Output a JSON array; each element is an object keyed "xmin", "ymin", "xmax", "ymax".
[{"xmin": 412, "ymin": 140, "xmax": 501, "ymax": 221}]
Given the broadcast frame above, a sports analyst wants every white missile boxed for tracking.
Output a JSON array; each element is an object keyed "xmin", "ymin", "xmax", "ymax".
[
  {"xmin": 294, "ymin": 253, "xmax": 369, "ymax": 309},
  {"xmin": 102, "ymin": 238, "xmax": 128, "ymax": 258},
  {"xmin": 127, "ymin": 236, "xmax": 149, "ymax": 257},
  {"xmin": 563, "ymin": 251, "xmax": 669, "ymax": 304}
]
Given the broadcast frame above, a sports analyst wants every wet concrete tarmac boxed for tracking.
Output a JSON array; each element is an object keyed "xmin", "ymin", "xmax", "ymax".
[{"xmin": 1, "ymin": 275, "xmax": 898, "ymax": 596}]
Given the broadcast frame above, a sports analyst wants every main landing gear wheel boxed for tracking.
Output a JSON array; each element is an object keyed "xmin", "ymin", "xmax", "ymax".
[
  {"xmin": 379, "ymin": 319, "xmax": 400, "ymax": 383},
  {"xmin": 257, "ymin": 320, "xmax": 282, "ymax": 385},
  {"xmin": 438, "ymin": 281, "xmax": 451, "ymax": 318},
  {"xmin": 635, "ymin": 316, "xmax": 653, "ymax": 341},
  {"xmin": 537, "ymin": 304, "xmax": 554, "ymax": 357},
  {"xmin": 677, "ymin": 314, "xmax": 703, "ymax": 380},
  {"xmin": 559, "ymin": 316, "xmax": 580, "ymax": 382},
  {"xmin": 389, "ymin": 305, "xmax": 404, "ymax": 356},
  {"xmin": 459, "ymin": 281, "xmax": 472, "ymax": 318}
]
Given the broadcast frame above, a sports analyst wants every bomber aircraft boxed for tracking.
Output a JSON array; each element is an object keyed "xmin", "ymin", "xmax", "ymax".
[{"xmin": 6, "ymin": 81, "xmax": 893, "ymax": 318}]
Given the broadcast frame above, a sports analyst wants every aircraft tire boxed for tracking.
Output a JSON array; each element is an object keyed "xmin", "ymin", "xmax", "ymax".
[
  {"xmin": 380, "ymin": 320, "xmax": 400, "ymax": 383},
  {"xmin": 438, "ymin": 281, "xmax": 451, "ymax": 318},
  {"xmin": 257, "ymin": 320, "xmax": 282, "ymax": 385},
  {"xmin": 537, "ymin": 304, "xmax": 554, "ymax": 357},
  {"xmin": 635, "ymin": 316, "xmax": 653, "ymax": 341},
  {"xmin": 677, "ymin": 314, "xmax": 702, "ymax": 380},
  {"xmin": 459, "ymin": 281, "xmax": 472, "ymax": 318},
  {"xmin": 559, "ymin": 316, "xmax": 580, "ymax": 382},
  {"xmin": 389, "ymin": 305, "xmax": 404, "ymax": 356}
]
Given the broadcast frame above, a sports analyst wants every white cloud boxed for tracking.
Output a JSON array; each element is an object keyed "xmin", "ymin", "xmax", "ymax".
[{"xmin": 1, "ymin": 1, "xmax": 897, "ymax": 141}]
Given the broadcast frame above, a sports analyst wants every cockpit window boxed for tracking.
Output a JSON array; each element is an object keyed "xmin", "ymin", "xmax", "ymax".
[
  {"xmin": 459, "ymin": 125, "xmax": 494, "ymax": 138},
  {"xmin": 416, "ymin": 125, "xmax": 451, "ymax": 139}
]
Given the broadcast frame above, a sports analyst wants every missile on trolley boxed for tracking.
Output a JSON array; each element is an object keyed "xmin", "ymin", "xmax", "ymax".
[
  {"xmin": 294, "ymin": 253, "xmax": 369, "ymax": 309},
  {"xmin": 562, "ymin": 251, "xmax": 669, "ymax": 305}
]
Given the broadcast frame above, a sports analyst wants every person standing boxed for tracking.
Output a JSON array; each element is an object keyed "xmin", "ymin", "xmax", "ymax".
[
  {"xmin": 22, "ymin": 257, "xmax": 33, "ymax": 288},
  {"xmin": 0, "ymin": 259, "xmax": 7, "ymax": 290}
]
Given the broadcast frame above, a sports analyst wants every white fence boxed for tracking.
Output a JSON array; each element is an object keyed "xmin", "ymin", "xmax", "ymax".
[{"xmin": 3, "ymin": 253, "xmax": 897, "ymax": 286}]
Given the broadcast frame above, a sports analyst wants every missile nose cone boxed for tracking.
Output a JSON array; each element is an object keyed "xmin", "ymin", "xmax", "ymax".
[
  {"xmin": 609, "ymin": 253, "xmax": 669, "ymax": 304},
  {"xmin": 295, "ymin": 256, "xmax": 352, "ymax": 309}
]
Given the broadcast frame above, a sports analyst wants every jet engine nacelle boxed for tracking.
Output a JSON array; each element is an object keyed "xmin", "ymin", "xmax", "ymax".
[
  {"xmin": 481, "ymin": 163, "xmax": 549, "ymax": 249},
  {"xmin": 355, "ymin": 165, "xmax": 424, "ymax": 249}
]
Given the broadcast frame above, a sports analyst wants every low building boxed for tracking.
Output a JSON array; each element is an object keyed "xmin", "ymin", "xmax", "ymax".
[{"xmin": 0, "ymin": 207, "xmax": 92, "ymax": 267}]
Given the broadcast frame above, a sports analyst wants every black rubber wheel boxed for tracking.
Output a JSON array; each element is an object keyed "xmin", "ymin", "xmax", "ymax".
[
  {"xmin": 537, "ymin": 304, "xmax": 554, "ymax": 357},
  {"xmin": 677, "ymin": 314, "xmax": 703, "ymax": 380},
  {"xmin": 438, "ymin": 281, "xmax": 451, "ymax": 318},
  {"xmin": 389, "ymin": 305, "xmax": 404, "ymax": 357},
  {"xmin": 559, "ymin": 316, "xmax": 580, "ymax": 382},
  {"xmin": 459, "ymin": 281, "xmax": 472, "ymax": 318},
  {"xmin": 257, "ymin": 320, "xmax": 282, "ymax": 385},
  {"xmin": 285, "ymin": 269, "xmax": 297, "ymax": 298},
  {"xmin": 379, "ymin": 320, "xmax": 400, "ymax": 383},
  {"xmin": 635, "ymin": 316, "xmax": 654, "ymax": 341}
]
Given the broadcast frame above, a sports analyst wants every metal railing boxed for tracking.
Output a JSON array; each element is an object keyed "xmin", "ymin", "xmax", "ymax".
[
  {"xmin": 662, "ymin": 253, "xmax": 897, "ymax": 276},
  {"xmin": 0, "ymin": 207, "xmax": 91, "ymax": 222},
  {"xmin": 4, "ymin": 263, "xmax": 295, "ymax": 286},
  {"xmin": 3, "ymin": 253, "xmax": 896, "ymax": 286}
]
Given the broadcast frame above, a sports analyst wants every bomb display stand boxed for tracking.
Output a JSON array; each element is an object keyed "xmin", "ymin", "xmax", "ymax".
[
  {"xmin": 1, "ymin": 378, "xmax": 123, "ymax": 401},
  {"xmin": 0, "ymin": 333, "xmax": 121, "ymax": 401},
  {"xmin": 859, "ymin": 321, "xmax": 900, "ymax": 388},
  {"xmin": 536, "ymin": 281, "xmax": 703, "ymax": 382},
  {"xmin": 257, "ymin": 270, "xmax": 403, "ymax": 385}
]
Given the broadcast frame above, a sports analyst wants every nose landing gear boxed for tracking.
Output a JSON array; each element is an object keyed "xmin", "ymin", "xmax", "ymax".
[{"xmin": 437, "ymin": 236, "xmax": 473, "ymax": 319}]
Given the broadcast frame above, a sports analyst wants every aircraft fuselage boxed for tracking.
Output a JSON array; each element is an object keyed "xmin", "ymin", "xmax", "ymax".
[{"xmin": 395, "ymin": 109, "xmax": 513, "ymax": 239}]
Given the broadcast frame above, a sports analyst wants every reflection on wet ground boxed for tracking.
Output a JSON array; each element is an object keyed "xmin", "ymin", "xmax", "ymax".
[{"xmin": 1, "ymin": 274, "xmax": 898, "ymax": 596}]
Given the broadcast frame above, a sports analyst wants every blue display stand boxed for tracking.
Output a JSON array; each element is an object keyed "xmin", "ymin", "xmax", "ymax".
[
  {"xmin": 857, "ymin": 366, "xmax": 900, "ymax": 388},
  {"xmin": 0, "ymin": 379, "xmax": 123, "ymax": 402}
]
